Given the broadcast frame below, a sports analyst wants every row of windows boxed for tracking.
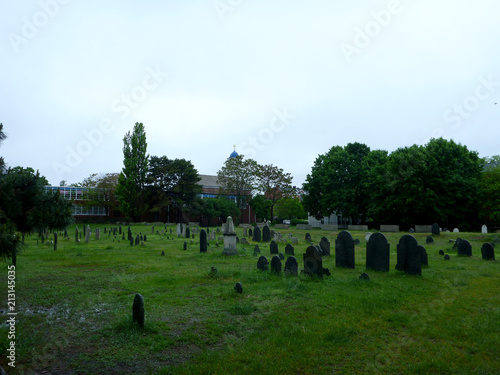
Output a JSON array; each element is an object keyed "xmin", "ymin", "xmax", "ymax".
[
  {"xmin": 72, "ymin": 204, "xmax": 107, "ymax": 216},
  {"xmin": 44, "ymin": 186, "xmax": 108, "ymax": 201}
]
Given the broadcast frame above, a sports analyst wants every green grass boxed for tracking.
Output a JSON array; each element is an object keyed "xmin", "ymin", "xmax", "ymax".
[{"xmin": 0, "ymin": 225, "xmax": 499, "ymax": 374}]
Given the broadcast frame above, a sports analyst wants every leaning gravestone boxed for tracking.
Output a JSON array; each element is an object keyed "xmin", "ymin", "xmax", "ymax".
[
  {"xmin": 457, "ymin": 239, "xmax": 472, "ymax": 257},
  {"xmin": 262, "ymin": 225, "xmax": 271, "ymax": 242},
  {"xmin": 130, "ymin": 236, "xmax": 134, "ymax": 246},
  {"xmin": 319, "ymin": 237, "xmax": 330, "ymax": 256},
  {"xmin": 335, "ymin": 231, "xmax": 355, "ymax": 269},
  {"xmin": 132, "ymin": 294, "xmax": 145, "ymax": 328},
  {"xmin": 200, "ymin": 230, "xmax": 207, "ymax": 253},
  {"xmin": 270, "ymin": 240, "xmax": 278, "ymax": 254},
  {"xmin": 303, "ymin": 245, "xmax": 325, "ymax": 277},
  {"xmin": 285, "ymin": 243, "xmax": 294, "ymax": 255},
  {"xmin": 418, "ymin": 245, "xmax": 428, "ymax": 266},
  {"xmin": 257, "ymin": 255, "xmax": 269, "ymax": 271},
  {"xmin": 481, "ymin": 243, "xmax": 495, "ymax": 260},
  {"xmin": 395, "ymin": 234, "xmax": 422, "ymax": 276},
  {"xmin": 271, "ymin": 255, "xmax": 282, "ymax": 274},
  {"xmin": 252, "ymin": 226, "xmax": 261, "ymax": 242},
  {"xmin": 366, "ymin": 232, "xmax": 390, "ymax": 272},
  {"xmin": 431, "ymin": 223, "xmax": 440, "ymax": 236},
  {"xmin": 284, "ymin": 256, "xmax": 298, "ymax": 276}
]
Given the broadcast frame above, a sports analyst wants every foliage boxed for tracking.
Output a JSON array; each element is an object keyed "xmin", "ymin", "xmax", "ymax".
[
  {"xmin": 255, "ymin": 164, "xmax": 293, "ymax": 219},
  {"xmin": 274, "ymin": 197, "xmax": 307, "ymax": 220},
  {"xmin": 115, "ymin": 122, "xmax": 150, "ymax": 221},
  {"xmin": 146, "ymin": 156, "xmax": 202, "ymax": 222},
  {"xmin": 199, "ymin": 197, "xmax": 240, "ymax": 225},
  {"xmin": 217, "ymin": 155, "xmax": 259, "ymax": 210},
  {"xmin": 249, "ymin": 194, "xmax": 272, "ymax": 222},
  {"xmin": 479, "ymin": 157, "xmax": 500, "ymax": 224}
]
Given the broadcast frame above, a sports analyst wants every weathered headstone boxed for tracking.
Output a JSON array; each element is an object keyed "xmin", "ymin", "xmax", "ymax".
[
  {"xmin": 271, "ymin": 255, "xmax": 282, "ymax": 274},
  {"xmin": 75, "ymin": 227, "xmax": 79, "ymax": 243},
  {"xmin": 128, "ymin": 227, "xmax": 132, "ymax": 241},
  {"xmin": 252, "ymin": 226, "xmax": 261, "ymax": 242},
  {"xmin": 151, "ymin": 225, "xmax": 154, "ymax": 234},
  {"xmin": 319, "ymin": 237, "xmax": 330, "ymax": 256},
  {"xmin": 161, "ymin": 251, "xmax": 165, "ymax": 256},
  {"xmin": 431, "ymin": 223, "xmax": 440, "ymax": 236},
  {"xmin": 418, "ymin": 245, "xmax": 428, "ymax": 266},
  {"xmin": 222, "ymin": 216, "xmax": 238, "ymax": 256},
  {"xmin": 481, "ymin": 225, "xmax": 488, "ymax": 234},
  {"xmin": 200, "ymin": 230, "xmax": 207, "ymax": 253},
  {"xmin": 444, "ymin": 254, "xmax": 450, "ymax": 260},
  {"xmin": 453, "ymin": 228, "xmax": 459, "ymax": 233},
  {"xmin": 53, "ymin": 232, "xmax": 58, "ymax": 251},
  {"xmin": 279, "ymin": 252, "xmax": 285, "ymax": 260},
  {"xmin": 122, "ymin": 233, "xmax": 125, "ymax": 240},
  {"xmin": 457, "ymin": 239, "xmax": 472, "ymax": 257},
  {"xmin": 249, "ymin": 228, "xmax": 253, "ymax": 237},
  {"xmin": 257, "ymin": 255, "xmax": 269, "ymax": 271},
  {"xmin": 366, "ymin": 232, "xmax": 390, "ymax": 272},
  {"xmin": 234, "ymin": 282, "xmax": 243, "ymax": 294},
  {"xmin": 130, "ymin": 236, "xmax": 134, "ymax": 246},
  {"xmin": 481, "ymin": 243, "xmax": 495, "ymax": 260},
  {"xmin": 305, "ymin": 232, "xmax": 312, "ymax": 243},
  {"xmin": 270, "ymin": 240, "xmax": 278, "ymax": 254},
  {"xmin": 291, "ymin": 237, "xmax": 298, "ymax": 245},
  {"xmin": 243, "ymin": 227, "xmax": 248, "ymax": 236},
  {"xmin": 183, "ymin": 241, "xmax": 187, "ymax": 250},
  {"xmin": 85, "ymin": 226, "xmax": 90, "ymax": 243},
  {"xmin": 285, "ymin": 243, "xmax": 294, "ymax": 255},
  {"xmin": 365, "ymin": 232, "xmax": 372, "ymax": 242},
  {"xmin": 426, "ymin": 236, "xmax": 434, "ymax": 245},
  {"xmin": 439, "ymin": 249, "xmax": 445, "ymax": 256},
  {"xmin": 395, "ymin": 234, "xmax": 421, "ymax": 276},
  {"xmin": 135, "ymin": 235, "xmax": 140, "ymax": 246},
  {"xmin": 132, "ymin": 294, "xmax": 145, "ymax": 328},
  {"xmin": 303, "ymin": 245, "xmax": 324, "ymax": 277},
  {"xmin": 359, "ymin": 272, "xmax": 370, "ymax": 280},
  {"xmin": 284, "ymin": 256, "xmax": 298, "ymax": 276},
  {"xmin": 409, "ymin": 228, "xmax": 415, "ymax": 233},
  {"xmin": 262, "ymin": 225, "xmax": 271, "ymax": 242},
  {"xmin": 335, "ymin": 231, "xmax": 355, "ymax": 269},
  {"xmin": 144, "ymin": 235, "xmax": 147, "ymax": 242},
  {"xmin": 185, "ymin": 227, "xmax": 191, "ymax": 239},
  {"xmin": 253, "ymin": 245, "xmax": 260, "ymax": 257},
  {"xmin": 119, "ymin": 226, "xmax": 122, "ymax": 235}
]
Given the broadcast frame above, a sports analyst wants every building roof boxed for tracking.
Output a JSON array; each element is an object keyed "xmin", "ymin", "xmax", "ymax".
[{"xmin": 199, "ymin": 174, "xmax": 220, "ymax": 188}]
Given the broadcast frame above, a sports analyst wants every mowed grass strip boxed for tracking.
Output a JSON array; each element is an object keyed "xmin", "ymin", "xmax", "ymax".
[{"xmin": 0, "ymin": 225, "xmax": 498, "ymax": 374}]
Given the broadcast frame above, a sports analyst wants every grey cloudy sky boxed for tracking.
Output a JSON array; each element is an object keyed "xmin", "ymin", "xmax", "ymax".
[{"xmin": 1, "ymin": 0, "xmax": 499, "ymax": 187}]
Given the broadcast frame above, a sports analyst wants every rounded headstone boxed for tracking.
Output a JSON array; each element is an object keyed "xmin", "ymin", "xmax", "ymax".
[
  {"xmin": 234, "ymin": 282, "xmax": 243, "ymax": 294},
  {"xmin": 132, "ymin": 294, "xmax": 145, "ymax": 328},
  {"xmin": 409, "ymin": 228, "xmax": 415, "ymax": 233},
  {"xmin": 444, "ymin": 254, "xmax": 450, "ymax": 260},
  {"xmin": 439, "ymin": 249, "xmax": 444, "ymax": 256},
  {"xmin": 365, "ymin": 232, "xmax": 372, "ymax": 242},
  {"xmin": 426, "ymin": 236, "xmax": 434, "ymax": 245},
  {"xmin": 279, "ymin": 252, "xmax": 285, "ymax": 260},
  {"xmin": 359, "ymin": 272, "xmax": 370, "ymax": 280}
]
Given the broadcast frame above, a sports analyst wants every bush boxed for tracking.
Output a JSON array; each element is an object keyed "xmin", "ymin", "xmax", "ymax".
[{"xmin": 291, "ymin": 219, "xmax": 308, "ymax": 226}]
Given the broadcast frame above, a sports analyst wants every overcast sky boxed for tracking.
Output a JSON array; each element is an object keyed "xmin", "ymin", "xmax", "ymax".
[{"xmin": 1, "ymin": 0, "xmax": 499, "ymax": 187}]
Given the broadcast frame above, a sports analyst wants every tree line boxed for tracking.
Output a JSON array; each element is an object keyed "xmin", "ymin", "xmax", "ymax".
[{"xmin": 302, "ymin": 139, "xmax": 500, "ymax": 230}]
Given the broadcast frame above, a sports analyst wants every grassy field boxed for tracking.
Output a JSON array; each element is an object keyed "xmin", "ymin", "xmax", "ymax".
[{"xmin": 0, "ymin": 224, "xmax": 499, "ymax": 374}]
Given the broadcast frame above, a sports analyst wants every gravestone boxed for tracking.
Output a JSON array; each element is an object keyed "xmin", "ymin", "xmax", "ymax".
[
  {"xmin": 183, "ymin": 241, "xmax": 187, "ymax": 250},
  {"xmin": 305, "ymin": 233, "xmax": 312, "ymax": 243},
  {"xmin": 249, "ymin": 228, "xmax": 253, "ymax": 237},
  {"xmin": 95, "ymin": 228, "xmax": 100, "ymax": 240},
  {"xmin": 85, "ymin": 226, "xmax": 90, "ymax": 243},
  {"xmin": 481, "ymin": 243, "xmax": 495, "ymax": 260},
  {"xmin": 481, "ymin": 225, "xmax": 488, "ymax": 234},
  {"xmin": 457, "ymin": 239, "xmax": 472, "ymax": 257},
  {"xmin": 132, "ymin": 294, "xmax": 145, "ymax": 328},
  {"xmin": 257, "ymin": 256, "xmax": 269, "ymax": 271},
  {"xmin": 271, "ymin": 255, "xmax": 282, "ymax": 274},
  {"xmin": 161, "ymin": 251, "xmax": 165, "ymax": 256},
  {"xmin": 135, "ymin": 235, "xmax": 140, "ymax": 246},
  {"xmin": 151, "ymin": 225, "xmax": 154, "ymax": 234},
  {"xmin": 444, "ymin": 254, "xmax": 450, "ymax": 260},
  {"xmin": 395, "ymin": 234, "xmax": 421, "ymax": 276},
  {"xmin": 359, "ymin": 272, "xmax": 370, "ymax": 280},
  {"xmin": 240, "ymin": 238, "xmax": 249, "ymax": 245},
  {"xmin": 130, "ymin": 236, "xmax": 134, "ymax": 246},
  {"xmin": 279, "ymin": 252, "xmax": 285, "ymax": 260},
  {"xmin": 335, "ymin": 231, "xmax": 355, "ymax": 269},
  {"xmin": 53, "ymin": 232, "xmax": 58, "ymax": 251},
  {"xmin": 270, "ymin": 240, "xmax": 278, "ymax": 254},
  {"xmin": 211, "ymin": 230, "xmax": 216, "ymax": 241},
  {"xmin": 243, "ymin": 227, "xmax": 248, "ymax": 236},
  {"xmin": 366, "ymin": 232, "xmax": 390, "ymax": 272},
  {"xmin": 285, "ymin": 244, "xmax": 294, "ymax": 255},
  {"xmin": 144, "ymin": 235, "xmax": 147, "ymax": 242},
  {"xmin": 262, "ymin": 225, "xmax": 271, "ymax": 242},
  {"xmin": 128, "ymin": 227, "xmax": 132, "ymax": 241},
  {"xmin": 140, "ymin": 235, "xmax": 143, "ymax": 242},
  {"xmin": 122, "ymin": 233, "xmax": 125, "ymax": 240},
  {"xmin": 418, "ymin": 245, "xmax": 428, "ymax": 266},
  {"xmin": 409, "ymin": 228, "xmax": 415, "ymax": 233},
  {"xmin": 253, "ymin": 245, "xmax": 260, "ymax": 257},
  {"xmin": 222, "ymin": 216, "xmax": 238, "ymax": 256},
  {"xmin": 453, "ymin": 228, "xmax": 459, "ymax": 233},
  {"xmin": 75, "ymin": 227, "xmax": 79, "ymax": 243},
  {"xmin": 439, "ymin": 249, "xmax": 445, "ymax": 256},
  {"xmin": 185, "ymin": 227, "xmax": 191, "ymax": 239},
  {"xmin": 200, "ymin": 230, "xmax": 207, "ymax": 253},
  {"xmin": 426, "ymin": 236, "xmax": 434, "ymax": 245},
  {"xmin": 252, "ymin": 226, "xmax": 261, "ymax": 242},
  {"xmin": 365, "ymin": 232, "xmax": 372, "ymax": 242},
  {"xmin": 284, "ymin": 256, "xmax": 298, "ymax": 276},
  {"xmin": 104, "ymin": 227, "xmax": 107, "ymax": 234},
  {"xmin": 119, "ymin": 226, "xmax": 122, "ymax": 235},
  {"xmin": 319, "ymin": 237, "xmax": 331, "ymax": 256},
  {"xmin": 234, "ymin": 282, "xmax": 243, "ymax": 294},
  {"xmin": 291, "ymin": 237, "xmax": 298, "ymax": 245},
  {"xmin": 176, "ymin": 223, "xmax": 181, "ymax": 237},
  {"xmin": 431, "ymin": 223, "xmax": 440, "ymax": 236},
  {"xmin": 303, "ymin": 245, "xmax": 325, "ymax": 277}
]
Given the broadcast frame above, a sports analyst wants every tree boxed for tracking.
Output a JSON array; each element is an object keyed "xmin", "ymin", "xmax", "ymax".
[
  {"xmin": 115, "ymin": 123, "xmax": 149, "ymax": 221},
  {"xmin": 217, "ymin": 155, "xmax": 259, "ymax": 211},
  {"xmin": 0, "ymin": 123, "xmax": 6, "ymax": 172},
  {"xmin": 256, "ymin": 164, "xmax": 293, "ymax": 220},
  {"xmin": 302, "ymin": 142, "xmax": 371, "ymax": 223},
  {"xmin": 479, "ymin": 156, "xmax": 500, "ymax": 225},
  {"xmin": 199, "ymin": 197, "xmax": 240, "ymax": 226},
  {"xmin": 274, "ymin": 197, "xmax": 307, "ymax": 220},
  {"xmin": 249, "ymin": 194, "xmax": 272, "ymax": 222},
  {"xmin": 146, "ymin": 156, "xmax": 202, "ymax": 222}
]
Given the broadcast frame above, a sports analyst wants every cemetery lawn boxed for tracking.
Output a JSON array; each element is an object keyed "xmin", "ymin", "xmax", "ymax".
[{"xmin": 1, "ymin": 225, "xmax": 499, "ymax": 375}]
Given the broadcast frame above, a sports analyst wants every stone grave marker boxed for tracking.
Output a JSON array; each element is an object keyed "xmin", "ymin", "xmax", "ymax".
[
  {"xmin": 262, "ymin": 226, "xmax": 271, "ymax": 242},
  {"xmin": 439, "ymin": 249, "xmax": 445, "ymax": 256},
  {"xmin": 335, "ymin": 231, "xmax": 355, "ymax": 269},
  {"xmin": 279, "ymin": 252, "xmax": 285, "ymax": 260},
  {"xmin": 222, "ymin": 216, "xmax": 238, "ymax": 256},
  {"xmin": 200, "ymin": 230, "xmax": 207, "ymax": 253},
  {"xmin": 253, "ymin": 245, "xmax": 260, "ymax": 257},
  {"xmin": 426, "ymin": 236, "xmax": 434, "ymax": 245},
  {"xmin": 75, "ymin": 227, "xmax": 79, "ymax": 243},
  {"xmin": 285, "ymin": 243, "xmax": 294, "ymax": 255},
  {"xmin": 252, "ymin": 226, "xmax": 261, "ymax": 242},
  {"xmin": 53, "ymin": 232, "xmax": 58, "ymax": 251},
  {"xmin": 271, "ymin": 255, "xmax": 282, "ymax": 274},
  {"xmin": 481, "ymin": 243, "xmax": 495, "ymax": 260},
  {"xmin": 234, "ymin": 282, "xmax": 243, "ymax": 294},
  {"xmin": 366, "ymin": 232, "xmax": 390, "ymax": 272},
  {"xmin": 457, "ymin": 239, "xmax": 472, "ymax": 257},
  {"xmin": 365, "ymin": 232, "xmax": 372, "ymax": 242},
  {"xmin": 291, "ymin": 237, "xmax": 298, "ymax": 245},
  {"xmin": 305, "ymin": 232, "xmax": 312, "ymax": 243},
  {"xmin": 183, "ymin": 241, "xmax": 187, "ymax": 250},
  {"xmin": 249, "ymin": 228, "xmax": 253, "ymax": 237},
  {"xmin": 453, "ymin": 228, "xmax": 459, "ymax": 233},
  {"xmin": 243, "ymin": 227, "xmax": 248, "ymax": 236},
  {"xmin": 135, "ymin": 235, "xmax": 140, "ymax": 246},
  {"xmin": 395, "ymin": 234, "xmax": 421, "ymax": 276},
  {"xmin": 481, "ymin": 225, "xmax": 488, "ymax": 234},
  {"xmin": 418, "ymin": 245, "xmax": 428, "ymax": 266},
  {"xmin": 359, "ymin": 272, "xmax": 370, "ymax": 280},
  {"xmin": 257, "ymin": 255, "xmax": 269, "ymax": 271},
  {"xmin": 303, "ymin": 245, "xmax": 325, "ymax": 277},
  {"xmin": 319, "ymin": 237, "xmax": 331, "ymax": 256},
  {"xmin": 270, "ymin": 240, "xmax": 278, "ymax": 254},
  {"xmin": 409, "ymin": 228, "xmax": 415, "ymax": 233},
  {"xmin": 284, "ymin": 256, "xmax": 298, "ymax": 276},
  {"xmin": 186, "ymin": 227, "xmax": 191, "ymax": 239},
  {"xmin": 431, "ymin": 223, "xmax": 440, "ymax": 236},
  {"xmin": 132, "ymin": 293, "xmax": 145, "ymax": 329},
  {"xmin": 444, "ymin": 254, "xmax": 450, "ymax": 260}
]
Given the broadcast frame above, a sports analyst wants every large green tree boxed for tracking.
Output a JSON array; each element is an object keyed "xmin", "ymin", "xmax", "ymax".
[
  {"xmin": 302, "ymin": 142, "xmax": 371, "ymax": 223},
  {"xmin": 146, "ymin": 156, "xmax": 201, "ymax": 222},
  {"xmin": 198, "ymin": 197, "xmax": 240, "ymax": 226},
  {"xmin": 256, "ymin": 164, "xmax": 293, "ymax": 220},
  {"xmin": 274, "ymin": 197, "xmax": 307, "ymax": 221},
  {"xmin": 116, "ymin": 122, "xmax": 149, "ymax": 221},
  {"xmin": 249, "ymin": 194, "xmax": 272, "ymax": 222},
  {"xmin": 479, "ymin": 156, "xmax": 500, "ymax": 225}
]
